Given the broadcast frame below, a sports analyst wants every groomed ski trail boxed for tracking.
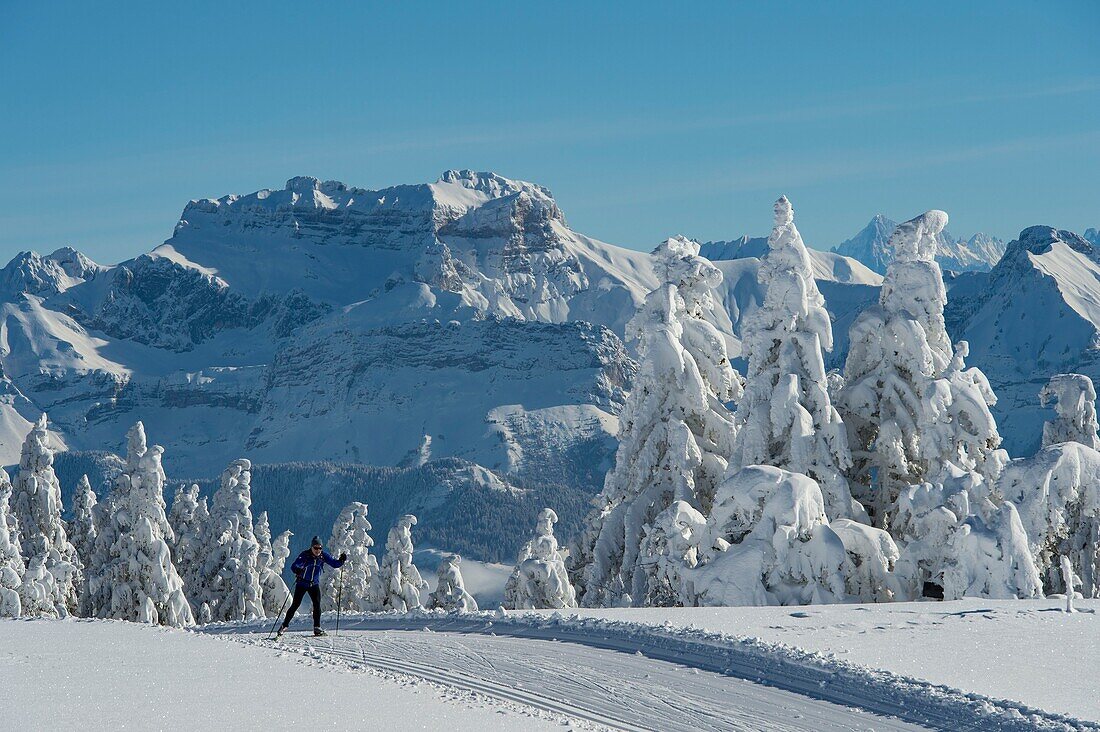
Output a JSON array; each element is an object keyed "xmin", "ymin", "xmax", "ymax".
[
  {"xmin": 223, "ymin": 626, "xmax": 917, "ymax": 731},
  {"xmin": 203, "ymin": 613, "xmax": 1096, "ymax": 732}
]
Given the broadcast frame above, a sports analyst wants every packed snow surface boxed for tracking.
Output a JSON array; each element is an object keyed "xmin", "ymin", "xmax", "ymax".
[
  {"xmin": 0, "ymin": 618, "xmax": 565, "ymax": 730},
  {"xmin": 531, "ymin": 599, "xmax": 1100, "ymax": 724}
]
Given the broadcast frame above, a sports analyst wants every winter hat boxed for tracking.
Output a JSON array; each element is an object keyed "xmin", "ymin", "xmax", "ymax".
[{"xmin": 311, "ymin": 536, "xmax": 322, "ymax": 548}]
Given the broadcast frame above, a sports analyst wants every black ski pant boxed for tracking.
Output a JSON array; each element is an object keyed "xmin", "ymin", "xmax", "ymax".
[{"xmin": 282, "ymin": 583, "xmax": 321, "ymax": 628}]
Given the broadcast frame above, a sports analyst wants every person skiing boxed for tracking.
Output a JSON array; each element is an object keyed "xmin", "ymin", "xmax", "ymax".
[{"xmin": 278, "ymin": 536, "xmax": 346, "ymax": 637}]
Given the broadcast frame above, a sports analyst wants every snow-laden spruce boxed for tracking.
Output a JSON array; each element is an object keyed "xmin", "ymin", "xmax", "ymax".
[
  {"xmin": 87, "ymin": 422, "xmax": 194, "ymax": 627},
  {"xmin": 373, "ymin": 514, "xmax": 426, "ymax": 612},
  {"xmin": 168, "ymin": 483, "xmax": 209, "ymax": 612},
  {"xmin": 998, "ymin": 441, "xmax": 1100, "ymax": 596},
  {"xmin": 255, "ymin": 511, "xmax": 292, "ymax": 616},
  {"xmin": 841, "ymin": 210, "xmax": 1005, "ymax": 527},
  {"xmin": 10, "ymin": 415, "xmax": 82, "ymax": 616},
  {"xmin": 0, "ymin": 470, "xmax": 25, "ymax": 617},
  {"xmin": 68, "ymin": 475, "xmax": 98, "ymax": 569},
  {"xmin": 688, "ymin": 466, "xmax": 897, "ymax": 606},
  {"xmin": 68, "ymin": 475, "xmax": 98, "ymax": 616},
  {"xmin": 428, "ymin": 553, "xmax": 478, "ymax": 612},
  {"xmin": 198, "ymin": 459, "xmax": 264, "ymax": 622},
  {"xmin": 634, "ymin": 500, "xmax": 708, "ymax": 607},
  {"xmin": 322, "ymin": 502, "xmax": 377, "ymax": 612},
  {"xmin": 571, "ymin": 235, "xmax": 741, "ymax": 607},
  {"xmin": 892, "ymin": 477, "xmax": 1041, "ymax": 600},
  {"xmin": 731, "ymin": 198, "xmax": 864, "ymax": 523},
  {"xmin": 506, "ymin": 508, "xmax": 577, "ymax": 609},
  {"xmin": 1040, "ymin": 374, "xmax": 1100, "ymax": 450}
]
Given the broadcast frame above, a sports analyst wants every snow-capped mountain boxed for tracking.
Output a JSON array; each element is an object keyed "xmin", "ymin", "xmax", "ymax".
[
  {"xmin": 947, "ymin": 225, "xmax": 1100, "ymax": 455},
  {"xmin": 832, "ymin": 214, "xmax": 1006, "ymax": 274},
  {"xmin": 2, "ymin": 170, "xmax": 1062, "ymax": 560}
]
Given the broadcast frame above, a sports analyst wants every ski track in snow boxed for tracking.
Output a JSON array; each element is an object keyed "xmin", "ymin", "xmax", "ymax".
[{"xmin": 202, "ymin": 614, "xmax": 1097, "ymax": 732}]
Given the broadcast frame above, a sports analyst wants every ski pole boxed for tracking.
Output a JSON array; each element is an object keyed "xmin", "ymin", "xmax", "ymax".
[
  {"xmin": 335, "ymin": 564, "xmax": 345, "ymax": 637},
  {"xmin": 266, "ymin": 589, "xmax": 292, "ymax": 640}
]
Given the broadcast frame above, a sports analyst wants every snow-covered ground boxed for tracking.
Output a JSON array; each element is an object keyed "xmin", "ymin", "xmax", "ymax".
[
  {"xmin": 0, "ymin": 618, "xmax": 567, "ymax": 731},
  {"xmin": 529, "ymin": 599, "xmax": 1100, "ymax": 724},
  {"xmin": 5, "ymin": 600, "xmax": 1097, "ymax": 731}
]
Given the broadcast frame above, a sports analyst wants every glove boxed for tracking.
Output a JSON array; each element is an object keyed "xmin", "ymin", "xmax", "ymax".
[{"xmin": 339, "ymin": 552, "xmax": 348, "ymax": 562}]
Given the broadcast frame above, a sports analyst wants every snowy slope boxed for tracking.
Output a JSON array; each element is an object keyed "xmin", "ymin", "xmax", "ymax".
[
  {"xmin": 950, "ymin": 226, "xmax": 1100, "ymax": 455},
  {"xmin": 833, "ymin": 214, "xmax": 1006, "ymax": 274},
  {"xmin": 700, "ymin": 235, "xmax": 883, "ymax": 286}
]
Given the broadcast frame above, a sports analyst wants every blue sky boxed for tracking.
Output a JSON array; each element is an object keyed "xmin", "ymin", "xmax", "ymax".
[{"xmin": 2, "ymin": 1, "xmax": 1098, "ymax": 263}]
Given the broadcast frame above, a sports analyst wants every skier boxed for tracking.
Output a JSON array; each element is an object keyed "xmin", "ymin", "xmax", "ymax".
[{"xmin": 277, "ymin": 536, "xmax": 346, "ymax": 637}]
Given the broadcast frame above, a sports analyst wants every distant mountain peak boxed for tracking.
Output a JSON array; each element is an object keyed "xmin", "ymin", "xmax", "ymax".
[
  {"xmin": 832, "ymin": 214, "xmax": 1005, "ymax": 274},
  {"xmin": 0, "ymin": 247, "xmax": 102, "ymax": 297}
]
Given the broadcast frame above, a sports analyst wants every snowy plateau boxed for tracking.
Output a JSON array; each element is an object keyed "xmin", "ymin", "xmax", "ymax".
[{"xmin": 4, "ymin": 171, "xmax": 1100, "ymax": 730}]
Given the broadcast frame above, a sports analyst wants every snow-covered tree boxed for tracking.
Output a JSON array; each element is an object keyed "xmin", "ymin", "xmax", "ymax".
[
  {"xmin": 373, "ymin": 514, "xmax": 426, "ymax": 612},
  {"xmin": 1040, "ymin": 374, "xmax": 1100, "ymax": 449},
  {"xmin": 998, "ymin": 442, "xmax": 1100, "ymax": 596},
  {"xmin": 922, "ymin": 341, "xmax": 1007, "ymax": 490},
  {"xmin": 322, "ymin": 502, "xmax": 377, "ymax": 612},
  {"xmin": 0, "ymin": 470, "xmax": 24, "ymax": 618},
  {"xmin": 731, "ymin": 198, "xmax": 864, "ymax": 523},
  {"xmin": 10, "ymin": 415, "xmax": 82, "ymax": 615},
  {"xmin": 88, "ymin": 422, "xmax": 194, "ymax": 627},
  {"xmin": 68, "ymin": 475, "xmax": 99, "ymax": 616},
  {"xmin": 829, "ymin": 519, "xmax": 900, "ymax": 602},
  {"xmin": 634, "ymin": 500, "xmax": 707, "ymax": 607},
  {"xmin": 19, "ymin": 538, "xmax": 59, "ymax": 617},
  {"xmin": 841, "ymin": 210, "xmax": 1005, "ymax": 527},
  {"xmin": 689, "ymin": 466, "xmax": 850, "ymax": 606},
  {"xmin": 428, "ymin": 554, "xmax": 478, "ymax": 612},
  {"xmin": 198, "ymin": 459, "xmax": 264, "ymax": 622},
  {"xmin": 68, "ymin": 475, "xmax": 98, "ymax": 569},
  {"xmin": 892, "ymin": 480, "xmax": 1041, "ymax": 600},
  {"xmin": 505, "ymin": 508, "xmax": 577, "ymax": 610},
  {"xmin": 572, "ymin": 235, "xmax": 741, "ymax": 607},
  {"xmin": 256, "ymin": 511, "xmax": 292, "ymax": 616},
  {"xmin": 168, "ymin": 483, "xmax": 209, "ymax": 610}
]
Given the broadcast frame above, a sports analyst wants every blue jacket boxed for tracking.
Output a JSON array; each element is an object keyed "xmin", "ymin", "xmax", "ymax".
[{"xmin": 291, "ymin": 549, "xmax": 344, "ymax": 587}]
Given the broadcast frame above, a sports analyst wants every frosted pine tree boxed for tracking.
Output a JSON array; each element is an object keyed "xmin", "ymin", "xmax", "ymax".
[
  {"xmin": 689, "ymin": 467, "xmax": 851, "ymax": 606},
  {"xmin": 892, "ymin": 480, "xmax": 1041, "ymax": 600},
  {"xmin": 428, "ymin": 554, "xmax": 478, "ymax": 612},
  {"xmin": 0, "ymin": 470, "xmax": 24, "ymax": 617},
  {"xmin": 68, "ymin": 476, "xmax": 98, "ymax": 569},
  {"xmin": 634, "ymin": 501, "xmax": 707, "ymax": 607},
  {"xmin": 10, "ymin": 415, "xmax": 82, "ymax": 615},
  {"xmin": 89, "ymin": 422, "xmax": 194, "ymax": 626},
  {"xmin": 372, "ymin": 515, "xmax": 426, "ymax": 612},
  {"xmin": 505, "ymin": 508, "xmax": 577, "ymax": 610},
  {"xmin": 19, "ymin": 538, "xmax": 59, "ymax": 616},
  {"xmin": 1040, "ymin": 374, "xmax": 1100, "ymax": 449},
  {"xmin": 998, "ymin": 441, "xmax": 1100, "ymax": 596},
  {"xmin": 168, "ymin": 484, "xmax": 209, "ymax": 610},
  {"xmin": 322, "ymin": 502, "xmax": 377, "ymax": 612},
  {"xmin": 842, "ymin": 210, "xmax": 1005, "ymax": 527},
  {"xmin": 572, "ymin": 235, "xmax": 741, "ymax": 607},
  {"xmin": 68, "ymin": 475, "xmax": 98, "ymax": 616},
  {"xmin": 198, "ymin": 459, "xmax": 264, "ymax": 622},
  {"xmin": 731, "ymin": 198, "xmax": 864, "ymax": 523},
  {"xmin": 256, "ymin": 512, "xmax": 292, "ymax": 616}
]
